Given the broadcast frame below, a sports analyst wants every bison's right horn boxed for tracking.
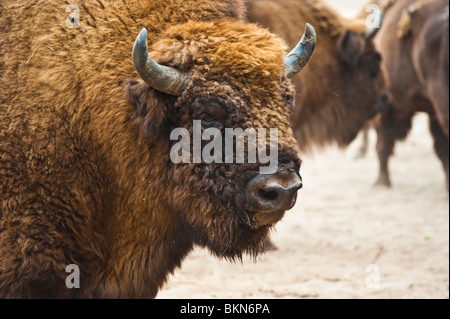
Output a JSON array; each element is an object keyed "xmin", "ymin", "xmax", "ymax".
[
  {"xmin": 132, "ymin": 28, "xmax": 190, "ymax": 96},
  {"xmin": 284, "ymin": 23, "xmax": 317, "ymax": 78}
]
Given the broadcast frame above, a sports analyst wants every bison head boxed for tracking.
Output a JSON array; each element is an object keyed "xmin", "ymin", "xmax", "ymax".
[
  {"xmin": 125, "ymin": 20, "xmax": 315, "ymax": 259},
  {"xmin": 332, "ymin": 13, "xmax": 392, "ymax": 145}
]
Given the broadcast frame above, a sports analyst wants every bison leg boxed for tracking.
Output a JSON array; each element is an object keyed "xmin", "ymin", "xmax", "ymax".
[
  {"xmin": 354, "ymin": 126, "xmax": 370, "ymax": 159},
  {"xmin": 0, "ymin": 195, "xmax": 85, "ymax": 298},
  {"xmin": 375, "ymin": 109, "xmax": 413, "ymax": 187},
  {"xmin": 0, "ymin": 219, "xmax": 77, "ymax": 298},
  {"xmin": 429, "ymin": 115, "xmax": 450, "ymax": 191}
]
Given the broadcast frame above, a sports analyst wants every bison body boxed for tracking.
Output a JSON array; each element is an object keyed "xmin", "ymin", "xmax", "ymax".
[
  {"xmin": 371, "ymin": 0, "xmax": 449, "ymax": 189},
  {"xmin": 247, "ymin": 0, "xmax": 391, "ymax": 150},
  {"xmin": 0, "ymin": 0, "xmax": 313, "ymax": 298}
]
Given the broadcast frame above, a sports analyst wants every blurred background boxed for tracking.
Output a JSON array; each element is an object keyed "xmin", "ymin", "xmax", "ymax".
[
  {"xmin": 325, "ymin": 0, "xmax": 371, "ymax": 16},
  {"xmin": 157, "ymin": 0, "xmax": 449, "ymax": 299}
]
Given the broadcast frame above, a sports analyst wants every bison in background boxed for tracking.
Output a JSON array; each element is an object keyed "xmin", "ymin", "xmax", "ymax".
[
  {"xmin": 0, "ymin": 0, "xmax": 316, "ymax": 298},
  {"xmin": 368, "ymin": 0, "xmax": 449, "ymax": 190},
  {"xmin": 246, "ymin": 0, "xmax": 391, "ymax": 151}
]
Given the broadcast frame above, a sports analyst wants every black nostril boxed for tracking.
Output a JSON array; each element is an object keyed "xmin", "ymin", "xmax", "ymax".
[{"xmin": 258, "ymin": 188, "xmax": 279, "ymax": 202}]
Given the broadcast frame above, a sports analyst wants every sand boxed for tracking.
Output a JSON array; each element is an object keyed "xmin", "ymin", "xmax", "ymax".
[{"xmin": 156, "ymin": 0, "xmax": 450, "ymax": 299}]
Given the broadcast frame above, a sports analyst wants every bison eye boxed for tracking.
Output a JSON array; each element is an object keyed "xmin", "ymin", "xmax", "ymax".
[{"xmin": 201, "ymin": 116, "xmax": 221, "ymax": 129}]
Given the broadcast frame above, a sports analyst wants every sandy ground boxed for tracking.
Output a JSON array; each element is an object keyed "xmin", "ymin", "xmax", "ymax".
[{"xmin": 157, "ymin": 1, "xmax": 449, "ymax": 299}]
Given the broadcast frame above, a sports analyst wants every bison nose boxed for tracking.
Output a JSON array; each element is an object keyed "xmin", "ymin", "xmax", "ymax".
[{"xmin": 245, "ymin": 171, "xmax": 302, "ymax": 213}]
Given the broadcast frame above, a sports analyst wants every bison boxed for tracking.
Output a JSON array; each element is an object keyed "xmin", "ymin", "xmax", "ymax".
[
  {"xmin": 365, "ymin": 0, "xmax": 449, "ymax": 190},
  {"xmin": 246, "ymin": 0, "xmax": 391, "ymax": 150},
  {"xmin": 0, "ymin": 0, "xmax": 316, "ymax": 298}
]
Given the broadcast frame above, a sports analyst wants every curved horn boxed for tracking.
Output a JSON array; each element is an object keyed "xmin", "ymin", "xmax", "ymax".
[
  {"xmin": 364, "ymin": 6, "xmax": 383, "ymax": 41},
  {"xmin": 132, "ymin": 28, "xmax": 190, "ymax": 96},
  {"xmin": 284, "ymin": 23, "xmax": 317, "ymax": 79}
]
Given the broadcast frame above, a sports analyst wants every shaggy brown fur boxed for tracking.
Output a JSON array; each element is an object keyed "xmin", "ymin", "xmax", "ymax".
[
  {"xmin": 0, "ymin": 0, "xmax": 302, "ymax": 298},
  {"xmin": 366, "ymin": 0, "xmax": 449, "ymax": 189},
  {"xmin": 247, "ymin": 0, "xmax": 391, "ymax": 150}
]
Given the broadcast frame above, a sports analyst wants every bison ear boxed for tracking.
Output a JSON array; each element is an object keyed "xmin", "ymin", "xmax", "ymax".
[
  {"xmin": 337, "ymin": 30, "xmax": 363, "ymax": 68},
  {"xmin": 124, "ymin": 78, "xmax": 174, "ymax": 137}
]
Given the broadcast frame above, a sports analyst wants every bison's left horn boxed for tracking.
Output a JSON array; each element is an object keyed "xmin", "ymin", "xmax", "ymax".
[
  {"xmin": 132, "ymin": 28, "xmax": 190, "ymax": 96},
  {"xmin": 364, "ymin": 8, "xmax": 383, "ymax": 41},
  {"xmin": 284, "ymin": 23, "xmax": 317, "ymax": 78}
]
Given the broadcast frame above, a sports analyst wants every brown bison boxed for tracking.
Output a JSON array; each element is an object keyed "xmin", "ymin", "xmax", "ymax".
[
  {"xmin": 368, "ymin": 0, "xmax": 449, "ymax": 189},
  {"xmin": 246, "ymin": 0, "xmax": 391, "ymax": 150},
  {"xmin": 0, "ymin": 0, "xmax": 316, "ymax": 298}
]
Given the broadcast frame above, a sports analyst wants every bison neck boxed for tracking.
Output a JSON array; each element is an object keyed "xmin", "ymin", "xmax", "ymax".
[
  {"xmin": 81, "ymin": 105, "xmax": 194, "ymax": 298},
  {"xmin": 95, "ymin": 199, "xmax": 195, "ymax": 298}
]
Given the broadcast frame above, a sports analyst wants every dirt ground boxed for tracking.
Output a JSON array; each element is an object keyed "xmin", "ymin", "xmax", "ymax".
[{"xmin": 157, "ymin": 1, "xmax": 450, "ymax": 299}]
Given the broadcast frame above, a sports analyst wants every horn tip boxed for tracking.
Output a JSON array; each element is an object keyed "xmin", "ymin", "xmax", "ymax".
[
  {"xmin": 133, "ymin": 28, "xmax": 149, "ymax": 68},
  {"xmin": 137, "ymin": 28, "xmax": 148, "ymax": 44},
  {"xmin": 304, "ymin": 23, "xmax": 317, "ymax": 41},
  {"xmin": 139, "ymin": 27, "xmax": 147, "ymax": 36}
]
